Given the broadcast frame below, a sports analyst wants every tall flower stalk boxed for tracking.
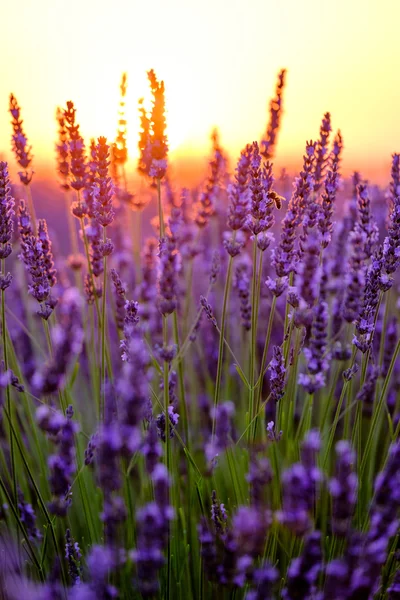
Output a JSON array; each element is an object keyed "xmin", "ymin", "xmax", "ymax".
[
  {"xmin": 261, "ymin": 68, "xmax": 287, "ymax": 160},
  {"xmin": 93, "ymin": 137, "xmax": 115, "ymax": 418},
  {"xmin": 0, "ymin": 161, "xmax": 16, "ymax": 503},
  {"xmin": 9, "ymin": 94, "xmax": 36, "ymax": 233},
  {"xmin": 138, "ymin": 67, "xmax": 174, "ymax": 598}
]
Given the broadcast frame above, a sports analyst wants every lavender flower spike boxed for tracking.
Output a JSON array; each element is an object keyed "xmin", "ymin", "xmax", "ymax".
[
  {"xmin": 260, "ymin": 68, "xmax": 287, "ymax": 160},
  {"xmin": 282, "ymin": 531, "xmax": 323, "ymax": 600},
  {"xmin": 268, "ymin": 345, "xmax": 286, "ymax": 402},
  {"xmin": 9, "ymin": 94, "xmax": 33, "ymax": 185},
  {"xmin": 382, "ymin": 152, "xmax": 400, "ymax": 279},
  {"xmin": 37, "ymin": 405, "xmax": 79, "ymax": 516},
  {"xmin": 65, "ymin": 528, "xmax": 82, "ymax": 585},
  {"xmin": 227, "ymin": 144, "xmax": 252, "ymax": 231},
  {"xmin": 157, "ymin": 232, "xmax": 180, "ymax": 316},
  {"xmin": 64, "ymin": 100, "xmax": 87, "ymax": 194},
  {"xmin": 329, "ymin": 441, "xmax": 358, "ymax": 537},
  {"xmin": 93, "ymin": 136, "xmax": 115, "ymax": 228},
  {"xmin": 0, "ymin": 162, "xmax": 15, "ymax": 291},
  {"xmin": 313, "ymin": 112, "xmax": 332, "ymax": 192}
]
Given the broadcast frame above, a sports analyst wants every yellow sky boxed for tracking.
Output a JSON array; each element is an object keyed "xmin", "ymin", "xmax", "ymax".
[{"xmin": 1, "ymin": 0, "xmax": 399, "ymax": 183}]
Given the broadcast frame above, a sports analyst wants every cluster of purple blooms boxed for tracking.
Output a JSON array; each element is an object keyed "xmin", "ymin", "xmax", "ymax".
[{"xmin": 0, "ymin": 67, "xmax": 399, "ymax": 600}]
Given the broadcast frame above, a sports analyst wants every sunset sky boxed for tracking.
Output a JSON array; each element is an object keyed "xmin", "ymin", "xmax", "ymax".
[{"xmin": 1, "ymin": 0, "xmax": 399, "ymax": 184}]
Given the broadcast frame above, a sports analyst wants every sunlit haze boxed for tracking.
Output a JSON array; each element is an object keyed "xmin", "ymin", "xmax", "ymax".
[{"xmin": 1, "ymin": 0, "xmax": 399, "ymax": 183}]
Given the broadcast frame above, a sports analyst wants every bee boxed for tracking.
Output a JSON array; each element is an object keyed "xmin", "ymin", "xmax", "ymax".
[{"xmin": 268, "ymin": 190, "xmax": 285, "ymax": 210}]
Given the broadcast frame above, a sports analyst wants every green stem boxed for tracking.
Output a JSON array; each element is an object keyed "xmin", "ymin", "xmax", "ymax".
[
  {"xmin": 281, "ymin": 327, "xmax": 301, "ymax": 438},
  {"xmin": 213, "ymin": 255, "xmax": 234, "ymax": 439},
  {"xmin": 360, "ymin": 337, "xmax": 400, "ymax": 478},
  {"xmin": 26, "ymin": 183, "xmax": 37, "ymax": 235},
  {"xmin": 157, "ymin": 177, "xmax": 165, "ymax": 237},
  {"xmin": 1, "ymin": 259, "xmax": 16, "ymax": 506},
  {"xmin": 360, "ymin": 291, "xmax": 383, "ymax": 387},
  {"xmin": 64, "ymin": 190, "xmax": 82, "ymax": 289},
  {"xmin": 0, "ymin": 475, "xmax": 44, "ymax": 579},
  {"xmin": 378, "ymin": 292, "xmax": 390, "ymax": 372},
  {"xmin": 157, "ymin": 177, "xmax": 170, "ymax": 600},
  {"xmin": 79, "ymin": 213, "xmax": 113, "ymax": 386},
  {"xmin": 254, "ymin": 295, "xmax": 277, "ymax": 439},
  {"xmin": 248, "ymin": 241, "xmax": 259, "ymax": 444},
  {"xmin": 101, "ymin": 227, "xmax": 107, "ymax": 420},
  {"xmin": 173, "ymin": 312, "xmax": 189, "ymax": 450},
  {"xmin": 2, "ymin": 406, "xmax": 67, "ymax": 585},
  {"xmin": 323, "ymin": 380, "xmax": 350, "ymax": 469}
]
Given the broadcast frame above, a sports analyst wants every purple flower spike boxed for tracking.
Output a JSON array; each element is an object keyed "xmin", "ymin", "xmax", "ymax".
[
  {"xmin": 32, "ymin": 288, "xmax": 84, "ymax": 394},
  {"xmin": 282, "ymin": 531, "xmax": 323, "ymax": 600},
  {"xmin": 268, "ymin": 345, "xmax": 286, "ymax": 403},
  {"xmin": 388, "ymin": 569, "xmax": 400, "ymax": 599},
  {"xmin": 110, "ymin": 268, "xmax": 127, "ymax": 330},
  {"xmin": 18, "ymin": 489, "xmax": 41, "ymax": 541},
  {"xmin": 382, "ymin": 153, "xmax": 400, "ymax": 280},
  {"xmin": 278, "ymin": 431, "xmax": 321, "ymax": 536},
  {"xmin": 299, "ymin": 299, "xmax": 329, "ymax": 393},
  {"xmin": 246, "ymin": 142, "xmax": 276, "ymax": 238},
  {"xmin": 343, "ymin": 227, "xmax": 367, "ymax": 324},
  {"xmin": 20, "ymin": 234, "xmax": 51, "ymax": 303},
  {"xmin": 37, "ymin": 406, "xmax": 79, "ymax": 516},
  {"xmin": 157, "ymin": 233, "xmax": 180, "ymax": 316},
  {"xmin": 234, "ymin": 261, "xmax": 252, "ymax": 331},
  {"xmin": 118, "ymin": 328, "xmax": 152, "ymax": 453},
  {"xmin": 0, "ymin": 162, "xmax": 15, "ymax": 263},
  {"xmin": 348, "ymin": 441, "xmax": 400, "ymax": 598},
  {"xmin": 65, "ymin": 528, "xmax": 82, "ymax": 585},
  {"xmin": 329, "ymin": 441, "xmax": 358, "ymax": 537},
  {"xmin": 206, "ymin": 401, "xmax": 235, "ymax": 463},
  {"xmin": 195, "ymin": 131, "xmax": 226, "ymax": 228},
  {"xmin": 200, "ymin": 295, "xmax": 217, "ymax": 328},
  {"xmin": 246, "ymin": 562, "xmax": 278, "ymax": 600},
  {"xmin": 37, "ymin": 219, "xmax": 57, "ymax": 288},
  {"xmin": 131, "ymin": 466, "xmax": 173, "ymax": 597},
  {"xmin": 227, "ymin": 144, "xmax": 252, "ymax": 231},
  {"xmin": 64, "ymin": 101, "xmax": 87, "ymax": 193},
  {"xmin": 313, "ymin": 112, "xmax": 332, "ymax": 192},
  {"xmin": 260, "ymin": 68, "xmax": 287, "ymax": 160},
  {"xmin": 9, "ymin": 94, "xmax": 33, "ymax": 185},
  {"xmin": 93, "ymin": 137, "xmax": 115, "ymax": 228}
]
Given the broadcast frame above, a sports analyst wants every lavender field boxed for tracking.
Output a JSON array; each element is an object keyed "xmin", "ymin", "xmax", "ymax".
[{"xmin": 0, "ymin": 68, "xmax": 399, "ymax": 599}]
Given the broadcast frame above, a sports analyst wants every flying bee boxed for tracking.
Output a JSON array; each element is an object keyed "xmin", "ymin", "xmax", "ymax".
[{"xmin": 268, "ymin": 190, "xmax": 285, "ymax": 210}]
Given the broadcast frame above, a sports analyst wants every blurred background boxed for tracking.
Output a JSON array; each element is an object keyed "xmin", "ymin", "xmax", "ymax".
[{"xmin": 1, "ymin": 0, "xmax": 399, "ymax": 203}]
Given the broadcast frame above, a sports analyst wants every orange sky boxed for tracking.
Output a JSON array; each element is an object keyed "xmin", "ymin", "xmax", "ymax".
[{"xmin": 1, "ymin": 0, "xmax": 399, "ymax": 185}]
